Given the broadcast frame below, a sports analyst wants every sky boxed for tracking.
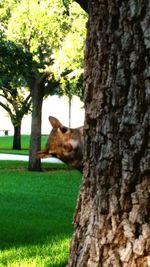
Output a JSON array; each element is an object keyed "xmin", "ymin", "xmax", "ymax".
[{"xmin": 0, "ymin": 95, "xmax": 85, "ymax": 136}]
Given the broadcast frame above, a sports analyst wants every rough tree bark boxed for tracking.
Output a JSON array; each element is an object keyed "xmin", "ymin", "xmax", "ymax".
[{"xmin": 67, "ymin": 1, "xmax": 150, "ymax": 266}]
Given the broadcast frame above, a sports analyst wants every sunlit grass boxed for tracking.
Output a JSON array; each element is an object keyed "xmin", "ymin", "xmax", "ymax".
[
  {"xmin": 0, "ymin": 161, "xmax": 81, "ymax": 267},
  {"xmin": 0, "ymin": 235, "xmax": 70, "ymax": 267},
  {"xmin": 0, "ymin": 149, "xmax": 29, "ymax": 155}
]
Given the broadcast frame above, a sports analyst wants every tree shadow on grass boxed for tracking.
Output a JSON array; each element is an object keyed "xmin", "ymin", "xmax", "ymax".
[{"xmin": 53, "ymin": 262, "xmax": 68, "ymax": 267}]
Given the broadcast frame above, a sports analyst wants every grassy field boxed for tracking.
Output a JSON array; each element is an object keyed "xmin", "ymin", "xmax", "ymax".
[
  {"xmin": 0, "ymin": 161, "xmax": 81, "ymax": 266},
  {"xmin": 0, "ymin": 135, "xmax": 48, "ymax": 154}
]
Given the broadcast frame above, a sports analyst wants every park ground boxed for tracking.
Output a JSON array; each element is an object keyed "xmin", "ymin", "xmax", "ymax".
[{"xmin": 0, "ymin": 136, "xmax": 81, "ymax": 267}]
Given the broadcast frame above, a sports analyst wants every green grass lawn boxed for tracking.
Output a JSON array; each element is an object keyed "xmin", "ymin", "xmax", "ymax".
[
  {"xmin": 0, "ymin": 161, "xmax": 81, "ymax": 267},
  {"xmin": 0, "ymin": 135, "xmax": 48, "ymax": 154}
]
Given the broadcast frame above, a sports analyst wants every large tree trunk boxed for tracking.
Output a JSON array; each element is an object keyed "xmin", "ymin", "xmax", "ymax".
[
  {"xmin": 68, "ymin": 1, "xmax": 150, "ymax": 266},
  {"xmin": 13, "ymin": 124, "xmax": 21, "ymax": 150}
]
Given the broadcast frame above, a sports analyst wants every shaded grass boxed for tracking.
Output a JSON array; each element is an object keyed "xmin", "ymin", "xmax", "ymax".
[
  {"xmin": 0, "ymin": 135, "xmax": 48, "ymax": 154},
  {"xmin": 0, "ymin": 160, "xmax": 69, "ymax": 171},
  {"xmin": 0, "ymin": 161, "xmax": 81, "ymax": 266}
]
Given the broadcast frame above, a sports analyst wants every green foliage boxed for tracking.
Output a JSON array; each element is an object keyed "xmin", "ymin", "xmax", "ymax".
[
  {"xmin": 4, "ymin": 0, "xmax": 87, "ymax": 81},
  {"xmin": 62, "ymin": 0, "xmax": 88, "ymax": 13},
  {"xmin": 0, "ymin": 161, "xmax": 81, "ymax": 266},
  {"xmin": 54, "ymin": 2, "xmax": 87, "ymax": 100},
  {"xmin": 0, "ymin": 32, "xmax": 33, "ymax": 130},
  {"xmin": 0, "ymin": 0, "xmax": 87, "ymax": 97},
  {"xmin": 6, "ymin": 0, "xmax": 69, "ymax": 70},
  {"xmin": 0, "ymin": 31, "xmax": 33, "ymax": 80},
  {"xmin": 60, "ymin": 69, "xmax": 84, "ymax": 100},
  {"xmin": 55, "ymin": 2, "xmax": 87, "ymax": 71},
  {"xmin": 0, "ymin": 0, "xmax": 19, "ymax": 28}
]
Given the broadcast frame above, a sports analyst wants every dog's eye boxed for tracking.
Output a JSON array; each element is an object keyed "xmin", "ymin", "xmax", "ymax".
[{"xmin": 60, "ymin": 127, "xmax": 68, "ymax": 134}]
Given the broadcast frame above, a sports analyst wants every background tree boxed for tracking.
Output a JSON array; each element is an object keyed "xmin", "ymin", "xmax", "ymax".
[
  {"xmin": 5, "ymin": 0, "xmax": 62, "ymax": 170},
  {"xmin": 1, "ymin": 0, "xmax": 86, "ymax": 171},
  {"xmin": 0, "ymin": 31, "xmax": 32, "ymax": 149},
  {"xmin": 0, "ymin": 87, "xmax": 31, "ymax": 150},
  {"xmin": 67, "ymin": 1, "xmax": 150, "ymax": 266}
]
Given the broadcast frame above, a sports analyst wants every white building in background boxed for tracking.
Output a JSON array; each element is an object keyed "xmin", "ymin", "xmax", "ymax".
[{"xmin": 0, "ymin": 95, "xmax": 84, "ymax": 136}]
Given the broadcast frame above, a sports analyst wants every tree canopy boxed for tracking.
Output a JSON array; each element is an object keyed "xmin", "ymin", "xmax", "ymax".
[{"xmin": 0, "ymin": 0, "xmax": 87, "ymax": 100}]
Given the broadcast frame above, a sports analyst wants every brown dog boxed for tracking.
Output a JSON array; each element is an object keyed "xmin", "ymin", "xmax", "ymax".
[{"xmin": 37, "ymin": 116, "xmax": 83, "ymax": 172}]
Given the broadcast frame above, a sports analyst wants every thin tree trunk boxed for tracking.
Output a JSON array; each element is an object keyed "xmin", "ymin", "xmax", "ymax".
[
  {"xmin": 67, "ymin": 1, "xmax": 150, "ymax": 266},
  {"xmin": 69, "ymin": 95, "xmax": 72, "ymax": 128},
  {"xmin": 28, "ymin": 72, "xmax": 51, "ymax": 171},
  {"xmin": 28, "ymin": 85, "xmax": 43, "ymax": 171},
  {"xmin": 13, "ymin": 124, "xmax": 21, "ymax": 150}
]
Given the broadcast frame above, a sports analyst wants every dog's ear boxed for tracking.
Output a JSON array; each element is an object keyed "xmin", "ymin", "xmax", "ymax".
[{"xmin": 49, "ymin": 116, "xmax": 63, "ymax": 129}]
